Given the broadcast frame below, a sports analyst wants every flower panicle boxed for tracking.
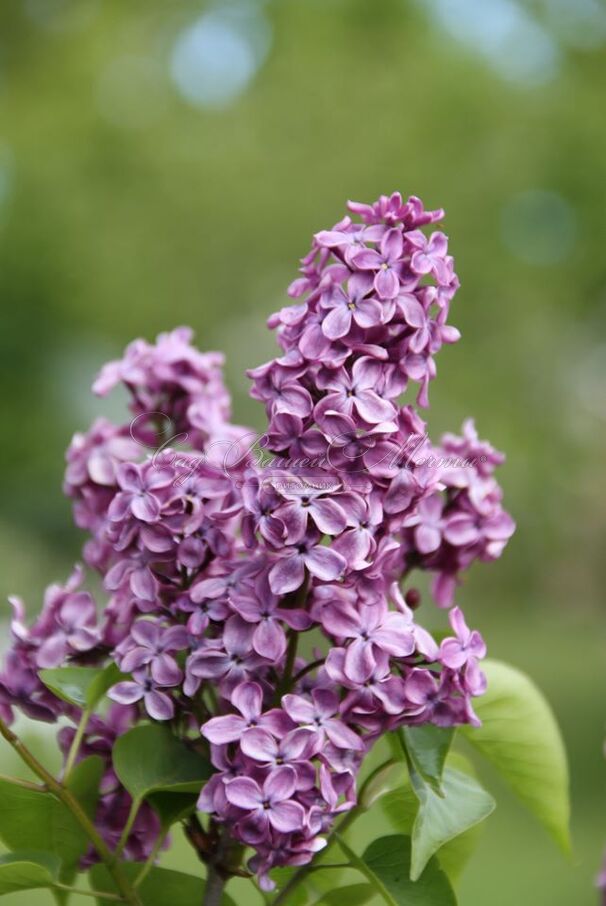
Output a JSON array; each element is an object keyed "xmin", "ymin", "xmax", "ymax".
[{"xmin": 0, "ymin": 194, "xmax": 514, "ymax": 889}]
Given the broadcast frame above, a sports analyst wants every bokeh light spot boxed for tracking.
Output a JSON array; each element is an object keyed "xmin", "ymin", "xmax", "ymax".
[
  {"xmin": 424, "ymin": 0, "xmax": 560, "ymax": 86},
  {"xmin": 544, "ymin": 0, "xmax": 606, "ymax": 51},
  {"xmin": 170, "ymin": 2, "xmax": 272, "ymax": 109},
  {"xmin": 501, "ymin": 190, "xmax": 577, "ymax": 266}
]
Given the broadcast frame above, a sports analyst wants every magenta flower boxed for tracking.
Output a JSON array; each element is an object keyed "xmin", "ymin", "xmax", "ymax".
[
  {"xmin": 282, "ymin": 689, "xmax": 363, "ymax": 751},
  {"xmin": 36, "ymin": 590, "xmax": 101, "ymax": 669},
  {"xmin": 321, "ymin": 601, "xmax": 415, "ymax": 683},
  {"xmin": 350, "ymin": 228, "xmax": 405, "ymax": 299},
  {"xmin": 315, "ymin": 357, "xmax": 396, "ymax": 427},
  {"xmin": 402, "ymin": 494, "xmax": 444, "ymax": 554},
  {"xmin": 109, "ymin": 668, "xmax": 175, "ymax": 721},
  {"xmin": 201, "ymin": 682, "xmax": 292, "ymax": 744},
  {"xmin": 118, "ymin": 621, "xmax": 189, "ymax": 685},
  {"xmin": 109, "ymin": 462, "xmax": 174, "ymax": 524},
  {"xmin": 0, "ymin": 197, "xmax": 515, "ymax": 885},
  {"xmin": 268, "ymin": 536, "xmax": 346, "ymax": 595},
  {"xmin": 184, "ymin": 616, "xmax": 266, "ymax": 695},
  {"xmin": 232, "ymin": 580, "xmax": 311, "ymax": 661},
  {"xmin": 408, "ymin": 230, "xmax": 449, "ymax": 282},
  {"xmin": 319, "ymin": 273, "xmax": 383, "ymax": 340},
  {"xmin": 241, "ymin": 477, "xmax": 286, "ymax": 548},
  {"xmin": 271, "ymin": 479, "xmax": 347, "ymax": 543},
  {"xmin": 249, "ymin": 361, "xmax": 312, "ymax": 420},
  {"xmin": 240, "ymin": 728, "xmax": 317, "ymax": 785},
  {"xmin": 226, "ymin": 766, "xmax": 306, "ymax": 842},
  {"xmin": 440, "ymin": 607, "xmax": 486, "ymax": 670},
  {"xmin": 332, "ymin": 493, "xmax": 382, "ymax": 569}
]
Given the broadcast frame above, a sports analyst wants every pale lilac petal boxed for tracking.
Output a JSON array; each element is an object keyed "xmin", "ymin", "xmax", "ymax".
[
  {"xmin": 144, "ymin": 690, "xmax": 174, "ymax": 720},
  {"xmin": 324, "ymin": 718, "xmax": 364, "ymax": 750},
  {"xmin": 344, "ymin": 638, "xmax": 375, "ymax": 684},
  {"xmin": 440, "ymin": 639, "xmax": 467, "ymax": 670},
  {"xmin": 202, "ymin": 714, "xmax": 247, "ymax": 744},
  {"xmin": 381, "ymin": 227, "xmax": 403, "ymax": 261},
  {"xmin": 312, "ymin": 688, "xmax": 339, "ymax": 718},
  {"xmin": 354, "ymin": 390, "xmax": 395, "ymax": 424},
  {"xmin": 151, "ymin": 653, "xmax": 182, "ymax": 686},
  {"xmin": 240, "ymin": 728, "xmax": 277, "ymax": 762},
  {"xmin": 231, "ymin": 681, "xmax": 263, "ymax": 721},
  {"xmin": 282, "ymin": 694, "xmax": 315, "ymax": 724},
  {"xmin": 36, "ymin": 635, "xmax": 68, "ymax": 669},
  {"xmin": 131, "ymin": 620, "xmax": 159, "ymax": 646},
  {"xmin": 443, "ymin": 516, "xmax": 480, "ymax": 546},
  {"xmin": 309, "ymin": 499, "xmax": 347, "ymax": 536},
  {"xmin": 116, "ymin": 463, "xmax": 142, "ymax": 492},
  {"xmin": 282, "ymin": 728, "xmax": 315, "ymax": 760},
  {"xmin": 265, "ymin": 765, "xmax": 297, "ymax": 802},
  {"xmin": 353, "ymin": 298, "xmax": 383, "ymax": 328},
  {"xmin": 303, "ymin": 546, "xmax": 345, "ymax": 582},
  {"xmin": 131, "ymin": 494, "xmax": 160, "ymax": 523},
  {"xmin": 416, "ymin": 524, "xmax": 442, "ymax": 554},
  {"xmin": 108, "ymin": 681, "xmax": 144, "ymax": 705},
  {"xmin": 269, "ymin": 554, "xmax": 305, "ymax": 595},
  {"xmin": 253, "ymin": 620, "xmax": 287, "ymax": 662},
  {"xmin": 374, "ymin": 267, "xmax": 399, "ymax": 300},
  {"xmin": 226, "ymin": 777, "xmax": 263, "ymax": 810},
  {"xmin": 269, "ymin": 800, "xmax": 306, "ymax": 833},
  {"xmin": 352, "ymin": 248, "xmax": 382, "ymax": 270},
  {"xmin": 322, "ymin": 305, "xmax": 352, "ymax": 340}
]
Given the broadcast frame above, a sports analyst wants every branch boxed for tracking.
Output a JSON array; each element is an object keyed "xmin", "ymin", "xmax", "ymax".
[{"xmin": 0, "ymin": 716, "xmax": 142, "ymax": 906}]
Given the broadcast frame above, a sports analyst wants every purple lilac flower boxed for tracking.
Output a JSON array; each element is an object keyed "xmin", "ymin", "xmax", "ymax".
[
  {"xmin": 0, "ymin": 196, "xmax": 513, "ymax": 886},
  {"xmin": 117, "ymin": 621, "xmax": 189, "ymax": 683},
  {"xmin": 109, "ymin": 668, "xmax": 176, "ymax": 721},
  {"xmin": 201, "ymin": 682, "xmax": 292, "ymax": 744},
  {"xmin": 226, "ymin": 766, "xmax": 306, "ymax": 842}
]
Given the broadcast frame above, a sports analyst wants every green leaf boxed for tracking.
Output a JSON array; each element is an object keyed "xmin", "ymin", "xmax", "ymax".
[
  {"xmin": 90, "ymin": 864, "xmax": 237, "ymax": 906},
  {"xmin": 360, "ymin": 761, "xmax": 403, "ymax": 809},
  {"xmin": 146, "ymin": 790, "xmax": 198, "ymax": 827},
  {"xmin": 380, "ymin": 753, "xmax": 487, "ymax": 882},
  {"xmin": 409, "ymin": 766, "xmax": 495, "ymax": 880},
  {"xmin": 67, "ymin": 754, "xmax": 105, "ymax": 820},
  {"xmin": 401, "ymin": 726, "xmax": 454, "ymax": 793},
  {"xmin": 0, "ymin": 851, "xmax": 60, "ymax": 895},
  {"xmin": 461, "ymin": 658, "xmax": 571, "ymax": 852},
  {"xmin": 312, "ymin": 884, "xmax": 375, "ymax": 905},
  {"xmin": 0, "ymin": 755, "xmax": 102, "ymax": 884},
  {"xmin": 39, "ymin": 663, "xmax": 121, "ymax": 710},
  {"xmin": 112, "ymin": 724, "xmax": 212, "ymax": 810},
  {"xmin": 338, "ymin": 834, "xmax": 456, "ymax": 906}
]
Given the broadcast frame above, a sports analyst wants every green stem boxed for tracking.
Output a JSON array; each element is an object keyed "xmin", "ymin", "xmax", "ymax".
[
  {"xmin": 53, "ymin": 882, "xmax": 124, "ymax": 902},
  {"xmin": 334, "ymin": 835, "xmax": 395, "ymax": 905},
  {"xmin": 0, "ymin": 717, "xmax": 142, "ymax": 906},
  {"xmin": 201, "ymin": 864, "xmax": 225, "ymax": 906},
  {"xmin": 307, "ymin": 863, "xmax": 351, "ymax": 872},
  {"xmin": 0, "ymin": 772, "xmax": 45, "ymax": 792},
  {"xmin": 64, "ymin": 707, "xmax": 91, "ymax": 781},
  {"xmin": 134, "ymin": 830, "xmax": 166, "ymax": 888},
  {"xmin": 291, "ymin": 658, "xmax": 323, "ymax": 686},
  {"xmin": 275, "ymin": 629, "xmax": 299, "ymax": 702},
  {"xmin": 115, "ymin": 799, "xmax": 140, "ymax": 860}
]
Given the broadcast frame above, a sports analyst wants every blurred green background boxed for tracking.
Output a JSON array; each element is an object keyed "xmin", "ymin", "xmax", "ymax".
[{"xmin": 1, "ymin": 0, "xmax": 605, "ymax": 903}]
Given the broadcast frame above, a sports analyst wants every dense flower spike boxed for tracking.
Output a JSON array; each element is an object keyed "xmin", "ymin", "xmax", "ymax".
[{"xmin": 0, "ymin": 193, "xmax": 514, "ymax": 890}]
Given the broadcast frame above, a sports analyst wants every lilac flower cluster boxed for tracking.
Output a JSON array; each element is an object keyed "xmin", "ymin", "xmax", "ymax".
[{"xmin": 0, "ymin": 193, "xmax": 514, "ymax": 889}]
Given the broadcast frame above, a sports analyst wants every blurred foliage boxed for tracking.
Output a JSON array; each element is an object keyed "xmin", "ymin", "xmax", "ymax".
[{"xmin": 0, "ymin": 0, "xmax": 605, "ymax": 903}]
